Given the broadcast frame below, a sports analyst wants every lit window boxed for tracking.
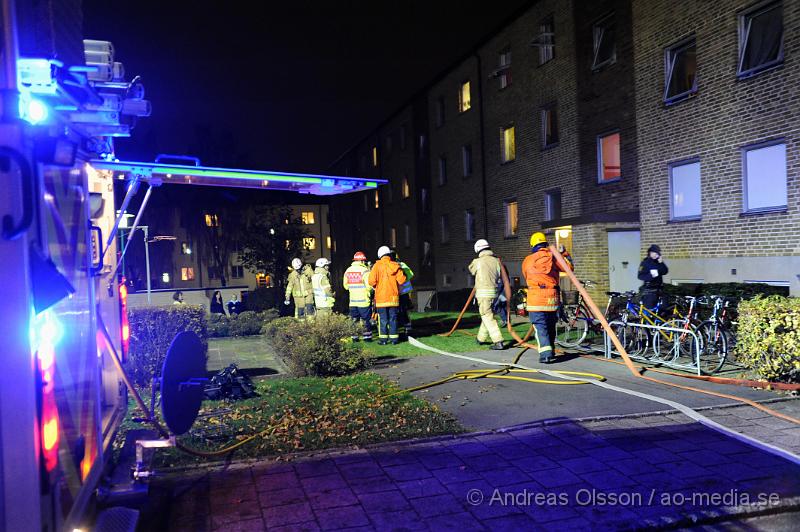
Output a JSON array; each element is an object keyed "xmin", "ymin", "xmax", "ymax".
[
  {"xmin": 462, "ymin": 145, "xmax": 472, "ymax": 176},
  {"xmin": 438, "ymin": 156, "xmax": 447, "ymax": 185},
  {"xmin": 301, "ymin": 211, "xmax": 315, "ymax": 224},
  {"xmin": 738, "ymin": 1, "xmax": 783, "ymax": 78},
  {"xmin": 181, "ymin": 267, "xmax": 195, "ymax": 281},
  {"xmin": 374, "ymin": 189, "xmax": 380, "ymax": 209},
  {"xmin": 303, "ymin": 237, "xmax": 316, "ymax": 250},
  {"xmin": 285, "ymin": 240, "xmax": 291, "ymax": 250},
  {"xmin": 597, "ymin": 132, "xmax": 621, "ymax": 182},
  {"xmin": 743, "ymin": 142, "xmax": 787, "ymax": 212},
  {"xmin": 541, "ymin": 105, "xmax": 558, "ymax": 148},
  {"xmin": 162, "ymin": 272, "xmax": 170, "ymax": 283},
  {"xmin": 544, "ymin": 189, "xmax": 561, "ymax": 222},
  {"xmin": 402, "ymin": 176, "xmax": 411, "ymax": 199},
  {"xmin": 664, "ymin": 37, "xmax": 697, "ymax": 103},
  {"xmin": 501, "ymin": 126, "xmax": 516, "ymax": 163},
  {"xmin": 390, "ymin": 227, "xmax": 397, "ymax": 248},
  {"xmin": 504, "ymin": 200, "xmax": 518, "ymax": 237},
  {"xmin": 670, "ymin": 160, "xmax": 702, "ymax": 220},
  {"xmin": 372, "ymin": 146, "xmax": 378, "ymax": 167},
  {"xmin": 459, "ymin": 81, "xmax": 471, "ymax": 112},
  {"xmin": 256, "ymin": 273, "xmax": 268, "ymax": 288},
  {"xmin": 204, "ymin": 213, "xmax": 219, "ymax": 227},
  {"xmin": 181, "ymin": 241, "xmax": 192, "ymax": 255},
  {"xmin": 404, "ymin": 223, "xmax": 411, "ymax": 247},
  {"xmin": 465, "ymin": 209, "xmax": 475, "ymax": 241},
  {"xmin": 535, "ymin": 15, "xmax": 555, "ymax": 65},
  {"xmin": 497, "ymin": 47, "xmax": 512, "ymax": 88},
  {"xmin": 592, "ymin": 13, "xmax": 616, "ymax": 70},
  {"xmin": 326, "ymin": 236, "xmax": 332, "ymax": 249},
  {"xmin": 231, "ymin": 265, "xmax": 244, "ymax": 279},
  {"xmin": 440, "ymin": 214, "xmax": 450, "ymax": 243}
]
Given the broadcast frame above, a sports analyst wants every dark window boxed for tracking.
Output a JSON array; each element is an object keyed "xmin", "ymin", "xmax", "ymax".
[
  {"xmin": 438, "ymin": 156, "xmax": 447, "ymax": 185},
  {"xmin": 544, "ymin": 189, "xmax": 562, "ymax": 221},
  {"xmin": 664, "ymin": 37, "xmax": 697, "ymax": 103},
  {"xmin": 536, "ymin": 15, "xmax": 555, "ymax": 65},
  {"xmin": 541, "ymin": 104, "xmax": 559, "ymax": 148},
  {"xmin": 462, "ymin": 145, "xmax": 473, "ymax": 176},
  {"xmin": 592, "ymin": 14, "xmax": 616, "ymax": 70},
  {"xmin": 465, "ymin": 209, "xmax": 475, "ymax": 241},
  {"xmin": 440, "ymin": 214, "xmax": 450, "ymax": 243},
  {"xmin": 231, "ymin": 265, "xmax": 244, "ymax": 279},
  {"xmin": 738, "ymin": 1, "xmax": 783, "ymax": 77}
]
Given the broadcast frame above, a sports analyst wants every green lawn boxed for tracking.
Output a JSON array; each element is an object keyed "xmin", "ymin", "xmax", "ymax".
[{"xmin": 361, "ymin": 311, "xmax": 533, "ymax": 358}]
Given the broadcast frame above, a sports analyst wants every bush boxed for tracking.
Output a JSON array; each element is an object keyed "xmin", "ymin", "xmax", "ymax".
[
  {"xmin": 663, "ymin": 282, "xmax": 787, "ymax": 300},
  {"xmin": 243, "ymin": 287, "xmax": 277, "ymax": 312},
  {"xmin": 262, "ymin": 316, "xmax": 296, "ymax": 338},
  {"xmin": 736, "ymin": 296, "xmax": 800, "ymax": 383},
  {"xmin": 267, "ymin": 313, "xmax": 371, "ymax": 377},
  {"xmin": 208, "ymin": 309, "xmax": 281, "ymax": 337},
  {"xmin": 128, "ymin": 305, "xmax": 208, "ymax": 387}
]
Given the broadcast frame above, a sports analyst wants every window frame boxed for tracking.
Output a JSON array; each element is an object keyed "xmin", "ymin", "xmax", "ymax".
[
  {"xmin": 440, "ymin": 214, "xmax": 450, "ymax": 244},
  {"xmin": 500, "ymin": 125, "xmax": 516, "ymax": 164},
  {"xmin": 597, "ymin": 131, "xmax": 622, "ymax": 184},
  {"xmin": 535, "ymin": 14, "xmax": 555, "ymax": 66},
  {"xmin": 664, "ymin": 36, "xmax": 698, "ymax": 104},
  {"xmin": 438, "ymin": 155, "xmax": 447, "ymax": 186},
  {"xmin": 503, "ymin": 199, "xmax": 519, "ymax": 238},
  {"xmin": 498, "ymin": 47, "xmax": 512, "ymax": 89},
  {"xmin": 464, "ymin": 209, "xmax": 476, "ymax": 241},
  {"xmin": 591, "ymin": 13, "xmax": 617, "ymax": 71},
  {"xmin": 459, "ymin": 80, "xmax": 472, "ymax": 113},
  {"xmin": 668, "ymin": 158, "xmax": 702, "ymax": 221},
  {"xmin": 403, "ymin": 223, "xmax": 411, "ymax": 248},
  {"xmin": 401, "ymin": 176, "xmax": 411, "ymax": 199},
  {"xmin": 737, "ymin": 0, "xmax": 784, "ymax": 79},
  {"xmin": 462, "ymin": 144, "xmax": 473, "ymax": 177},
  {"xmin": 543, "ymin": 189, "xmax": 562, "ymax": 222},
  {"xmin": 741, "ymin": 139, "xmax": 788, "ymax": 214},
  {"xmin": 231, "ymin": 264, "xmax": 244, "ymax": 279},
  {"xmin": 301, "ymin": 211, "xmax": 316, "ymax": 225},
  {"xmin": 435, "ymin": 96, "xmax": 445, "ymax": 128},
  {"xmin": 540, "ymin": 103, "xmax": 559, "ymax": 149}
]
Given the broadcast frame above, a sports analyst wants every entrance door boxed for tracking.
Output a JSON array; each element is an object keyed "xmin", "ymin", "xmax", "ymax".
[{"xmin": 607, "ymin": 231, "xmax": 640, "ymax": 293}]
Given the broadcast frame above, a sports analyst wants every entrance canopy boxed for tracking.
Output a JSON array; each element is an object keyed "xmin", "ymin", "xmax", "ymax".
[{"xmin": 89, "ymin": 159, "xmax": 386, "ymax": 196}]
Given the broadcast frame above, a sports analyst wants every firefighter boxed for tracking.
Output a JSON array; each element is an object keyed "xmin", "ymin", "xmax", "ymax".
[
  {"xmin": 522, "ymin": 232, "xmax": 573, "ymax": 364},
  {"xmin": 343, "ymin": 251, "xmax": 373, "ymax": 341},
  {"xmin": 301, "ymin": 263, "xmax": 316, "ymax": 317},
  {"xmin": 284, "ymin": 258, "xmax": 308, "ymax": 318},
  {"xmin": 392, "ymin": 250, "xmax": 415, "ymax": 337},
  {"xmin": 368, "ymin": 246, "xmax": 407, "ymax": 345},
  {"xmin": 311, "ymin": 257, "xmax": 335, "ymax": 316},
  {"xmin": 469, "ymin": 239, "xmax": 505, "ymax": 350}
]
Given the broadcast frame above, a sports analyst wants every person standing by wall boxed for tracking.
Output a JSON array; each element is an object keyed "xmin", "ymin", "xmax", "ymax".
[
  {"xmin": 638, "ymin": 244, "xmax": 669, "ymax": 309},
  {"xmin": 368, "ymin": 246, "xmax": 407, "ymax": 345},
  {"xmin": 210, "ymin": 290, "xmax": 225, "ymax": 314},
  {"xmin": 469, "ymin": 239, "xmax": 505, "ymax": 350},
  {"xmin": 522, "ymin": 232, "xmax": 573, "ymax": 364},
  {"xmin": 284, "ymin": 258, "xmax": 308, "ymax": 318},
  {"xmin": 311, "ymin": 258, "xmax": 335, "ymax": 316},
  {"xmin": 343, "ymin": 251, "xmax": 373, "ymax": 341}
]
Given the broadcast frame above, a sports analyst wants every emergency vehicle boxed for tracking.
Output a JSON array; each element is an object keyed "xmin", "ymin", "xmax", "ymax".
[{"xmin": 0, "ymin": 2, "xmax": 383, "ymax": 529}]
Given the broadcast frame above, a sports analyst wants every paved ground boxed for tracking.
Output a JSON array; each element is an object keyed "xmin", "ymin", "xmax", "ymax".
[{"xmin": 208, "ymin": 336, "xmax": 287, "ymax": 375}]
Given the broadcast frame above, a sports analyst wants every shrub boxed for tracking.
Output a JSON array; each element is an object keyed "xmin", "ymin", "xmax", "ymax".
[
  {"xmin": 128, "ymin": 305, "xmax": 208, "ymax": 387},
  {"xmin": 268, "ymin": 313, "xmax": 370, "ymax": 377},
  {"xmin": 663, "ymin": 282, "xmax": 787, "ymax": 300},
  {"xmin": 736, "ymin": 296, "xmax": 800, "ymax": 383},
  {"xmin": 208, "ymin": 309, "xmax": 281, "ymax": 337},
  {"xmin": 262, "ymin": 315, "xmax": 296, "ymax": 337}
]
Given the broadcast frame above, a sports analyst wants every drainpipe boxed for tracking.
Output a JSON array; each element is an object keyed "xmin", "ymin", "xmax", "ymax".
[{"xmin": 475, "ymin": 53, "xmax": 489, "ymax": 237}]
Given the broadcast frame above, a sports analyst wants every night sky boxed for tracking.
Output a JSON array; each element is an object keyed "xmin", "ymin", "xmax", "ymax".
[{"xmin": 82, "ymin": 0, "xmax": 531, "ymax": 174}]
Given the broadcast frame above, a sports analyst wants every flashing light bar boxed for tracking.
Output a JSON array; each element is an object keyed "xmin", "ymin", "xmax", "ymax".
[{"xmin": 88, "ymin": 160, "xmax": 387, "ymax": 196}]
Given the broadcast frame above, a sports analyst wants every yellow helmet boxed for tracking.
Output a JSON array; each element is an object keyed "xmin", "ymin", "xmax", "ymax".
[{"xmin": 530, "ymin": 232, "xmax": 547, "ymax": 247}]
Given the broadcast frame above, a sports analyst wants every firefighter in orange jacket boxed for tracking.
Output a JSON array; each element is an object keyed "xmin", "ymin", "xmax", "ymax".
[
  {"xmin": 368, "ymin": 246, "xmax": 407, "ymax": 345},
  {"xmin": 521, "ymin": 232, "xmax": 573, "ymax": 364}
]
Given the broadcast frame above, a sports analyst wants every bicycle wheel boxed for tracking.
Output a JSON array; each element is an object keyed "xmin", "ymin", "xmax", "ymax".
[
  {"xmin": 697, "ymin": 321, "xmax": 728, "ymax": 374},
  {"xmin": 653, "ymin": 319, "xmax": 700, "ymax": 364},
  {"xmin": 608, "ymin": 316, "xmax": 649, "ymax": 358},
  {"xmin": 556, "ymin": 305, "xmax": 589, "ymax": 348}
]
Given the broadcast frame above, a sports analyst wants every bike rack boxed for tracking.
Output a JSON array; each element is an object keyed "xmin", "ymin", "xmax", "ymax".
[{"xmin": 604, "ymin": 320, "xmax": 703, "ymax": 376}]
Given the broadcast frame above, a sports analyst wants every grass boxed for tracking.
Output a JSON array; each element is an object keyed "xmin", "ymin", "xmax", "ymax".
[
  {"xmin": 120, "ymin": 372, "xmax": 463, "ymax": 468},
  {"xmin": 361, "ymin": 311, "xmax": 533, "ymax": 358}
]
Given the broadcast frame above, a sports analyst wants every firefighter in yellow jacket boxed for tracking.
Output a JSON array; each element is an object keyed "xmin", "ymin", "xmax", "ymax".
[
  {"xmin": 284, "ymin": 258, "xmax": 310, "ymax": 318},
  {"xmin": 311, "ymin": 258, "xmax": 335, "ymax": 316},
  {"xmin": 343, "ymin": 251, "xmax": 373, "ymax": 341},
  {"xmin": 300, "ymin": 263, "xmax": 315, "ymax": 317},
  {"xmin": 469, "ymin": 239, "xmax": 505, "ymax": 350},
  {"xmin": 368, "ymin": 246, "xmax": 407, "ymax": 345}
]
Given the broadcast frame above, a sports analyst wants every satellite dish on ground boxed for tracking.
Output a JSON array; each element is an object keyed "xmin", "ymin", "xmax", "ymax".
[{"xmin": 160, "ymin": 331, "xmax": 206, "ymax": 435}]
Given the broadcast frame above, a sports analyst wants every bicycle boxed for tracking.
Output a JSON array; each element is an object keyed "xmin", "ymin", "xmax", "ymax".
[
  {"xmin": 694, "ymin": 295, "xmax": 736, "ymax": 374},
  {"xmin": 555, "ymin": 280, "xmax": 626, "ymax": 348},
  {"xmin": 650, "ymin": 295, "xmax": 704, "ymax": 363}
]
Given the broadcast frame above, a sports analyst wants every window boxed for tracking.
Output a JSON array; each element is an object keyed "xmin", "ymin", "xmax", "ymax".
[
  {"xmin": 419, "ymin": 134, "xmax": 426, "ymax": 152},
  {"xmin": 390, "ymin": 227, "xmax": 397, "ymax": 248},
  {"xmin": 180, "ymin": 241, "xmax": 192, "ymax": 255},
  {"xmin": 669, "ymin": 160, "xmax": 702, "ymax": 220},
  {"xmin": 402, "ymin": 176, "xmax": 411, "ymax": 198},
  {"xmin": 738, "ymin": 1, "xmax": 783, "ymax": 78},
  {"xmin": 501, "ymin": 126, "xmax": 516, "ymax": 163},
  {"xmin": 326, "ymin": 236, "xmax": 332, "ymax": 249},
  {"xmin": 374, "ymin": 189, "xmax": 380, "ymax": 209},
  {"xmin": 504, "ymin": 200, "xmax": 518, "ymax": 237},
  {"xmin": 438, "ymin": 156, "xmax": 447, "ymax": 185},
  {"xmin": 442, "ymin": 274, "xmax": 452, "ymax": 287},
  {"xmin": 440, "ymin": 214, "xmax": 450, "ymax": 243},
  {"xmin": 541, "ymin": 105, "xmax": 559, "ymax": 148},
  {"xmin": 404, "ymin": 223, "xmax": 411, "ymax": 247},
  {"xmin": 544, "ymin": 189, "xmax": 562, "ymax": 222},
  {"xmin": 664, "ymin": 37, "xmax": 697, "ymax": 103},
  {"xmin": 231, "ymin": 265, "xmax": 244, "ymax": 279},
  {"xmin": 204, "ymin": 213, "xmax": 219, "ymax": 227},
  {"xmin": 436, "ymin": 96, "xmax": 445, "ymax": 127},
  {"xmin": 421, "ymin": 188, "xmax": 429, "ymax": 213},
  {"xmin": 535, "ymin": 15, "xmax": 555, "ymax": 65},
  {"xmin": 162, "ymin": 272, "xmax": 170, "ymax": 284},
  {"xmin": 372, "ymin": 146, "xmax": 378, "ymax": 167},
  {"xmin": 181, "ymin": 267, "xmax": 195, "ymax": 281},
  {"xmin": 497, "ymin": 47, "xmax": 512, "ymax": 88},
  {"xmin": 303, "ymin": 237, "xmax": 316, "ymax": 250},
  {"xmin": 465, "ymin": 209, "xmax": 475, "ymax": 241},
  {"xmin": 743, "ymin": 141, "xmax": 787, "ymax": 212},
  {"xmin": 592, "ymin": 13, "xmax": 616, "ymax": 70},
  {"xmin": 597, "ymin": 132, "xmax": 621, "ymax": 182},
  {"xmin": 301, "ymin": 211, "xmax": 316, "ymax": 224},
  {"xmin": 459, "ymin": 81, "xmax": 471, "ymax": 112},
  {"xmin": 462, "ymin": 144, "xmax": 472, "ymax": 176},
  {"xmin": 400, "ymin": 125, "xmax": 407, "ymax": 151}
]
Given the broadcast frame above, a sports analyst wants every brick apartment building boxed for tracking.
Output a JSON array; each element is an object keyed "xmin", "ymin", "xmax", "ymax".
[{"xmin": 328, "ymin": 0, "xmax": 800, "ymax": 299}]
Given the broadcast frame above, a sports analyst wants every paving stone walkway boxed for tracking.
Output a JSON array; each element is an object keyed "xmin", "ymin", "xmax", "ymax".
[{"xmin": 160, "ymin": 404, "xmax": 800, "ymax": 531}]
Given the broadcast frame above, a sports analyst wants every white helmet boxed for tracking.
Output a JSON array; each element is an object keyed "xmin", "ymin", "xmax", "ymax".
[
  {"xmin": 291, "ymin": 258, "xmax": 302, "ymax": 270},
  {"xmin": 315, "ymin": 257, "xmax": 330, "ymax": 268},
  {"xmin": 377, "ymin": 245, "xmax": 391, "ymax": 258},
  {"xmin": 474, "ymin": 239, "xmax": 490, "ymax": 254}
]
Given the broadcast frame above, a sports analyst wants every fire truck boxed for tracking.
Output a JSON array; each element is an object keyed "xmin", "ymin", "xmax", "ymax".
[{"xmin": 0, "ymin": 1, "xmax": 383, "ymax": 530}]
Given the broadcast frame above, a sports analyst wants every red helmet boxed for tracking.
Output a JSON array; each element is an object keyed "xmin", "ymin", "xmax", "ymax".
[{"xmin": 353, "ymin": 251, "xmax": 367, "ymax": 261}]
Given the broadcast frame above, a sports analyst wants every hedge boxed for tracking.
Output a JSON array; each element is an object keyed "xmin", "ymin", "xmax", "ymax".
[
  {"xmin": 207, "ymin": 309, "xmax": 280, "ymax": 337},
  {"xmin": 736, "ymin": 296, "xmax": 800, "ymax": 383},
  {"xmin": 662, "ymin": 282, "xmax": 787, "ymax": 300},
  {"xmin": 127, "ymin": 305, "xmax": 208, "ymax": 387}
]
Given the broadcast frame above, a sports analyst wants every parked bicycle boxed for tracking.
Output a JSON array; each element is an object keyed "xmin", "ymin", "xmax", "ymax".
[
  {"xmin": 694, "ymin": 295, "xmax": 737, "ymax": 374},
  {"xmin": 555, "ymin": 280, "xmax": 627, "ymax": 348}
]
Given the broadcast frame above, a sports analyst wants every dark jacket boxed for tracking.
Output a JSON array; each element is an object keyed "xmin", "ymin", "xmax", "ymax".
[{"xmin": 638, "ymin": 257, "xmax": 669, "ymax": 290}]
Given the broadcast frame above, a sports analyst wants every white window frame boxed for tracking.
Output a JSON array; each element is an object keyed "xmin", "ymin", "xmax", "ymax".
[
  {"xmin": 664, "ymin": 36, "xmax": 697, "ymax": 104},
  {"xmin": 668, "ymin": 159, "xmax": 702, "ymax": 221},
  {"xmin": 742, "ymin": 140, "xmax": 787, "ymax": 213},
  {"xmin": 592, "ymin": 13, "xmax": 616, "ymax": 70},
  {"xmin": 497, "ymin": 47, "xmax": 512, "ymax": 89},
  {"xmin": 534, "ymin": 15, "xmax": 555, "ymax": 65},
  {"xmin": 738, "ymin": 0, "xmax": 784, "ymax": 78},
  {"xmin": 597, "ymin": 131, "xmax": 621, "ymax": 183}
]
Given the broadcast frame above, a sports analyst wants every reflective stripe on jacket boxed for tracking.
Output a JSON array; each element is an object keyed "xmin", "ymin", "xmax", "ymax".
[
  {"xmin": 398, "ymin": 262, "xmax": 415, "ymax": 294},
  {"xmin": 522, "ymin": 246, "xmax": 572, "ymax": 312},
  {"xmin": 468, "ymin": 249, "xmax": 501, "ymax": 299},
  {"xmin": 311, "ymin": 267, "xmax": 334, "ymax": 309},
  {"xmin": 368, "ymin": 256, "xmax": 407, "ymax": 308},
  {"xmin": 343, "ymin": 262, "xmax": 372, "ymax": 308}
]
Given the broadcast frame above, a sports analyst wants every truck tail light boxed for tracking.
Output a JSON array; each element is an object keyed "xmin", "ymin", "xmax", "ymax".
[{"xmin": 119, "ymin": 279, "xmax": 130, "ymax": 361}]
